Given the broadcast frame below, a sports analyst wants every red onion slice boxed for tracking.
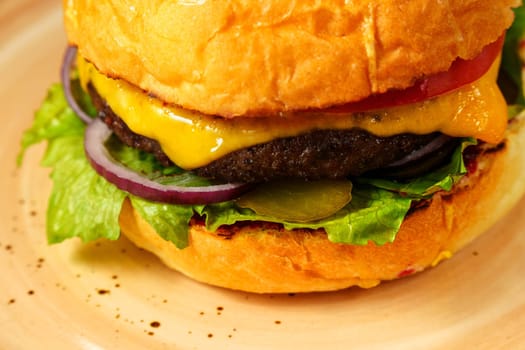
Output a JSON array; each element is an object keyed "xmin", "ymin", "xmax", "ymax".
[
  {"xmin": 386, "ymin": 134, "xmax": 453, "ymax": 168},
  {"xmin": 84, "ymin": 119, "xmax": 251, "ymax": 204},
  {"xmin": 61, "ymin": 46, "xmax": 93, "ymax": 124}
]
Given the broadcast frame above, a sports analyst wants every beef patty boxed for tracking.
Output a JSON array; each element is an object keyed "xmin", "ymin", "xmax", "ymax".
[{"xmin": 88, "ymin": 84, "xmax": 457, "ymax": 183}]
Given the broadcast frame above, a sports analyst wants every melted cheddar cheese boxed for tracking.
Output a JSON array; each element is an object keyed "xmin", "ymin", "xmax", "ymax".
[{"xmin": 78, "ymin": 57, "xmax": 507, "ymax": 170}]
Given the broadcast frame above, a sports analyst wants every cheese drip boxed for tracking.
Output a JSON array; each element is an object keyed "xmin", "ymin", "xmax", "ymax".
[{"xmin": 78, "ymin": 57, "xmax": 507, "ymax": 170}]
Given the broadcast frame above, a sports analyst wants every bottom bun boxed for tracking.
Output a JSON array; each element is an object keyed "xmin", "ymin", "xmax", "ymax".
[{"xmin": 119, "ymin": 116, "xmax": 525, "ymax": 294}]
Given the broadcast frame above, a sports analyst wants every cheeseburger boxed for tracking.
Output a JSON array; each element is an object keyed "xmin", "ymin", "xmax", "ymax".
[{"xmin": 20, "ymin": 0, "xmax": 525, "ymax": 293}]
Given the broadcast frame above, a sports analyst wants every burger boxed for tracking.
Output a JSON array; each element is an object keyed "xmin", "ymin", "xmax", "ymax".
[{"xmin": 20, "ymin": 0, "xmax": 525, "ymax": 293}]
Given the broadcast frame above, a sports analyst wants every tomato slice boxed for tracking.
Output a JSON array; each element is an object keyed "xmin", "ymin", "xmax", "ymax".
[{"xmin": 327, "ymin": 35, "xmax": 504, "ymax": 113}]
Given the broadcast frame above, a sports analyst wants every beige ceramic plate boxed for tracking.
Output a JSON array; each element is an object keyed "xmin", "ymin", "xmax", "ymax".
[{"xmin": 2, "ymin": 1, "xmax": 525, "ymax": 349}]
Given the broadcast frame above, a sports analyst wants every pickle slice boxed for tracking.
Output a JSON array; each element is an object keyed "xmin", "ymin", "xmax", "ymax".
[{"xmin": 236, "ymin": 179, "xmax": 352, "ymax": 222}]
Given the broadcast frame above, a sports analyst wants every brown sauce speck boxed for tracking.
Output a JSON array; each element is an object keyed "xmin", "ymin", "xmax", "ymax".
[
  {"xmin": 7, "ymin": 299, "xmax": 15, "ymax": 305},
  {"xmin": 216, "ymin": 306, "xmax": 224, "ymax": 315},
  {"xmin": 29, "ymin": 210, "xmax": 37, "ymax": 217},
  {"xmin": 150, "ymin": 321, "xmax": 160, "ymax": 328},
  {"xmin": 27, "ymin": 290, "xmax": 34, "ymax": 296},
  {"xmin": 207, "ymin": 333, "xmax": 213, "ymax": 338},
  {"xmin": 472, "ymin": 251, "xmax": 479, "ymax": 256},
  {"xmin": 115, "ymin": 283, "xmax": 120, "ymax": 288},
  {"xmin": 37, "ymin": 257, "xmax": 45, "ymax": 268},
  {"xmin": 97, "ymin": 289, "xmax": 110, "ymax": 295},
  {"xmin": 274, "ymin": 320, "xmax": 281, "ymax": 325},
  {"xmin": 5, "ymin": 245, "xmax": 12, "ymax": 251},
  {"xmin": 148, "ymin": 331, "xmax": 154, "ymax": 336},
  {"xmin": 112, "ymin": 275, "xmax": 118, "ymax": 280},
  {"xmin": 199, "ymin": 311, "xmax": 205, "ymax": 316}
]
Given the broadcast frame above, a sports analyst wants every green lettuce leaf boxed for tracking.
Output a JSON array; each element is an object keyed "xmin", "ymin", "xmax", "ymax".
[
  {"xmin": 46, "ymin": 138, "xmax": 126, "ymax": 243},
  {"xmin": 18, "ymin": 84, "xmax": 84, "ymax": 164},
  {"xmin": 129, "ymin": 197, "xmax": 194, "ymax": 249}
]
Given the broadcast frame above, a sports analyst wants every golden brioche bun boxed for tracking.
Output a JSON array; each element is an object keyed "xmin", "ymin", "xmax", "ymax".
[
  {"xmin": 118, "ymin": 115, "xmax": 525, "ymax": 294},
  {"xmin": 63, "ymin": 0, "xmax": 518, "ymax": 117}
]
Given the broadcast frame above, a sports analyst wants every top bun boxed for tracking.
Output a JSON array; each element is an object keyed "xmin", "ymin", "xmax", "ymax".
[{"xmin": 63, "ymin": 0, "xmax": 518, "ymax": 117}]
